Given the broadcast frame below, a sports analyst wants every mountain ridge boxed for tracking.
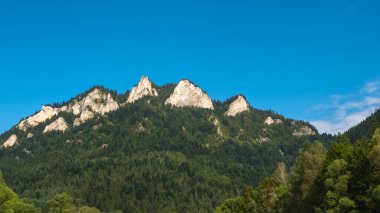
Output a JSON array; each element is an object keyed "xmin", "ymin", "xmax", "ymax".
[
  {"xmin": 2, "ymin": 76, "xmax": 318, "ymax": 147},
  {"xmin": 0, "ymin": 76, "xmax": 327, "ymax": 212}
]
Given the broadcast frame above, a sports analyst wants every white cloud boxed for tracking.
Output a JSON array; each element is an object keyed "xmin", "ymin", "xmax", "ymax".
[
  {"xmin": 310, "ymin": 80, "xmax": 380, "ymax": 134},
  {"xmin": 364, "ymin": 80, "xmax": 380, "ymax": 94}
]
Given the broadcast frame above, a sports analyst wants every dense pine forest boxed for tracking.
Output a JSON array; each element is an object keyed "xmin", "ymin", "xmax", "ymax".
[{"xmin": 216, "ymin": 126, "xmax": 380, "ymax": 212}]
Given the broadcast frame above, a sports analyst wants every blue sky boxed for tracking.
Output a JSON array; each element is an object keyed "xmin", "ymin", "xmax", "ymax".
[{"xmin": 1, "ymin": 0, "xmax": 380, "ymax": 134}]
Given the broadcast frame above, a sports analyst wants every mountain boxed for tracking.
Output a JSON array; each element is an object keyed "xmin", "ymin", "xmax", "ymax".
[
  {"xmin": 345, "ymin": 108, "xmax": 380, "ymax": 142},
  {"xmin": 0, "ymin": 76, "xmax": 331, "ymax": 212}
]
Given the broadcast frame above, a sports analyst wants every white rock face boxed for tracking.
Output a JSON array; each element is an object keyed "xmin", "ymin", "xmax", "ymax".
[
  {"xmin": 73, "ymin": 109, "xmax": 95, "ymax": 126},
  {"xmin": 293, "ymin": 126, "xmax": 316, "ymax": 137},
  {"xmin": 18, "ymin": 106, "xmax": 67, "ymax": 131},
  {"xmin": 225, "ymin": 96, "xmax": 250, "ymax": 116},
  {"xmin": 69, "ymin": 89, "xmax": 119, "ymax": 126},
  {"xmin": 43, "ymin": 117, "xmax": 69, "ymax": 133},
  {"xmin": 165, "ymin": 80, "xmax": 214, "ymax": 109},
  {"xmin": 126, "ymin": 76, "xmax": 158, "ymax": 103},
  {"xmin": 73, "ymin": 118, "xmax": 81, "ymax": 127},
  {"xmin": 264, "ymin": 117, "xmax": 283, "ymax": 125},
  {"xmin": 2, "ymin": 134, "xmax": 17, "ymax": 148},
  {"xmin": 16, "ymin": 88, "xmax": 119, "ymax": 131}
]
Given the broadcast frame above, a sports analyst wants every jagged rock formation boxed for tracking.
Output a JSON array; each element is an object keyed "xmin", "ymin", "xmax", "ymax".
[
  {"xmin": 225, "ymin": 96, "xmax": 250, "ymax": 116},
  {"xmin": 70, "ymin": 89, "xmax": 119, "ymax": 126},
  {"xmin": 43, "ymin": 117, "xmax": 69, "ymax": 133},
  {"xmin": 126, "ymin": 76, "xmax": 158, "ymax": 103},
  {"xmin": 17, "ymin": 88, "xmax": 119, "ymax": 131},
  {"xmin": 2, "ymin": 134, "xmax": 17, "ymax": 148},
  {"xmin": 293, "ymin": 126, "xmax": 316, "ymax": 137},
  {"xmin": 264, "ymin": 117, "xmax": 283, "ymax": 125},
  {"xmin": 165, "ymin": 80, "xmax": 214, "ymax": 109},
  {"xmin": 18, "ymin": 106, "xmax": 67, "ymax": 131}
]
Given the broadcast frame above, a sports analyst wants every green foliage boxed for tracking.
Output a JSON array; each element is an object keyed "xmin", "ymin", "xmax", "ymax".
[
  {"xmin": 255, "ymin": 178, "xmax": 278, "ymax": 213},
  {"xmin": 372, "ymin": 185, "xmax": 380, "ymax": 204},
  {"xmin": 320, "ymin": 159, "xmax": 355, "ymax": 212},
  {"xmin": 214, "ymin": 186, "xmax": 257, "ymax": 213},
  {"xmin": 216, "ymin": 128, "xmax": 380, "ymax": 212},
  {"xmin": 0, "ymin": 171, "xmax": 38, "ymax": 213},
  {"xmin": 76, "ymin": 206, "xmax": 102, "ymax": 213},
  {"xmin": 46, "ymin": 193, "xmax": 102, "ymax": 213},
  {"xmin": 286, "ymin": 141, "xmax": 327, "ymax": 212},
  {"xmin": 47, "ymin": 193, "xmax": 74, "ymax": 213},
  {"xmin": 215, "ymin": 197, "xmax": 244, "ymax": 213}
]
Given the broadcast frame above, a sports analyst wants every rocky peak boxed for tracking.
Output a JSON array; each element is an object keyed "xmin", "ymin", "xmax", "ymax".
[
  {"xmin": 225, "ymin": 95, "xmax": 250, "ymax": 116},
  {"xmin": 165, "ymin": 80, "xmax": 214, "ymax": 110},
  {"xmin": 126, "ymin": 76, "xmax": 158, "ymax": 103},
  {"xmin": 18, "ymin": 105, "xmax": 67, "ymax": 131},
  {"xmin": 264, "ymin": 117, "xmax": 283, "ymax": 125},
  {"xmin": 43, "ymin": 117, "xmax": 69, "ymax": 133},
  {"xmin": 2, "ymin": 134, "xmax": 17, "ymax": 148},
  {"xmin": 72, "ymin": 88, "xmax": 119, "ymax": 115},
  {"xmin": 69, "ymin": 88, "xmax": 119, "ymax": 126}
]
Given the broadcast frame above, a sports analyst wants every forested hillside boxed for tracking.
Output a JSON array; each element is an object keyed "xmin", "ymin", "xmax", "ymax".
[
  {"xmin": 345, "ymin": 108, "xmax": 380, "ymax": 142},
  {"xmin": 216, "ymin": 127, "xmax": 380, "ymax": 212},
  {"xmin": 0, "ymin": 77, "xmax": 332, "ymax": 212}
]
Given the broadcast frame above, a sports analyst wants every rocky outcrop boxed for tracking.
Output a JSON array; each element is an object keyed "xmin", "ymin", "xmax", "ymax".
[
  {"xmin": 264, "ymin": 117, "xmax": 283, "ymax": 125},
  {"xmin": 165, "ymin": 80, "xmax": 214, "ymax": 109},
  {"xmin": 27, "ymin": 133, "xmax": 33, "ymax": 139},
  {"xmin": 69, "ymin": 89, "xmax": 119, "ymax": 115},
  {"xmin": 292, "ymin": 126, "xmax": 316, "ymax": 137},
  {"xmin": 209, "ymin": 116, "xmax": 223, "ymax": 136},
  {"xmin": 257, "ymin": 137, "xmax": 270, "ymax": 143},
  {"xmin": 43, "ymin": 117, "xmax": 69, "ymax": 133},
  {"xmin": 126, "ymin": 76, "xmax": 158, "ymax": 103},
  {"xmin": 18, "ymin": 105, "xmax": 67, "ymax": 131},
  {"xmin": 73, "ymin": 110, "xmax": 94, "ymax": 126},
  {"xmin": 2, "ymin": 134, "xmax": 17, "ymax": 148},
  {"xmin": 225, "ymin": 96, "xmax": 250, "ymax": 116},
  {"xmin": 17, "ymin": 88, "xmax": 119, "ymax": 130},
  {"xmin": 69, "ymin": 88, "xmax": 119, "ymax": 126}
]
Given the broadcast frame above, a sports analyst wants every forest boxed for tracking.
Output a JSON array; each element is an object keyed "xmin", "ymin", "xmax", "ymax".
[{"xmin": 216, "ymin": 126, "xmax": 380, "ymax": 212}]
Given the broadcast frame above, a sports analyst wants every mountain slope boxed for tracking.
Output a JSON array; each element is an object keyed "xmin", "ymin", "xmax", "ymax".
[
  {"xmin": 0, "ymin": 76, "xmax": 330, "ymax": 212},
  {"xmin": 345, "ymin": 108, "xmax": 380, "ymax": 142}
]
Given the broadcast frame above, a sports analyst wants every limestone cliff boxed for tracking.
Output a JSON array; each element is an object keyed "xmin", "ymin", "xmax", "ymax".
[
  {"xmin": 165, "ymin": 80, "xmax": 214, "ymax": 109},
  {"xmin": 264, "ymin": 117, "xmax": 283, "ymax": 125},
  {"xmin": 293, "ymin": 126, "xmax": 316, "ymax": 137},
  {"xmin": 18, "ymin": 106, "xmax": 67, "ymax": 131},
  {"xmin": 225, "ymin": 96, "xmax": 250, "ymax": 116},
  {"xmin": 126, "ymin": 76, "xmax": 158, "ymax": 103},
  {"xmin": 69, "ymin": 88, "xmax": 119, "ymax": 126},
  {"xmin": 43, "ymin": 117, "xmax": 69, "ymax": 133},
  {"xmin": 2, "ymin": 134, "xmax": 17, "ymax": 148}
]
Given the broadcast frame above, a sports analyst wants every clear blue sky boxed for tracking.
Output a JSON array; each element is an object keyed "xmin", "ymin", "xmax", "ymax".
[{"xmin": 1, "ymin": 0, "xmax": 380, "ymax": 134}]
